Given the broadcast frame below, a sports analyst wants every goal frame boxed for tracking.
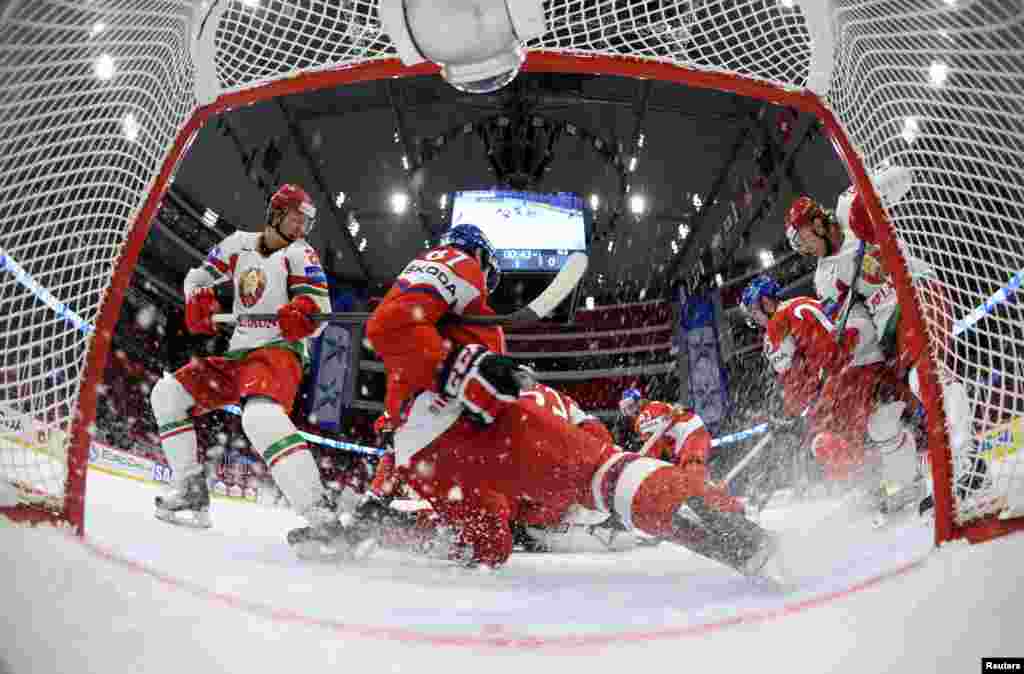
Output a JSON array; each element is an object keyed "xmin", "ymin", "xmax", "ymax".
[{"xmin": 4, "ymin": 51, "xmax": 1020, "ymax": 546}]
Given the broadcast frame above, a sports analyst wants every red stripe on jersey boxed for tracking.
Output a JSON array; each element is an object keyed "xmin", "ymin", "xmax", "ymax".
[
  {"xmin": 287, "ymin": 275, "xmax": 328, "ymax": 288},
  {"xmin": 208, "ymin": 257, "xmax": 229, "ymax": 274},
  {"xmin": 396, "ymin": 280, "xmax": 450, "ymax": 304}
]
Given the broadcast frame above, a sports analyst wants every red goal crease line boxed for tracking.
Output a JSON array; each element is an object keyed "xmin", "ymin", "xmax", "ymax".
[{"xmin": 76, "ymin": 533, "xmax": 925, "ymax": 650}]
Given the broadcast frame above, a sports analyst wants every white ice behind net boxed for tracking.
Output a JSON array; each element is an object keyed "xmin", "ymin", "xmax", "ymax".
[{"xmin": 1, "ymin": 0, "xmax": 1021, "ymax": 526}]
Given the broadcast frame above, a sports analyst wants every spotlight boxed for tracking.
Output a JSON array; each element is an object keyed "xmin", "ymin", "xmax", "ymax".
[
  {"xmin": 391, "ymin": 191, "xmax": 410, "ymax": 214},
  {"xmin": 629, "ymin": 194, "xmax": 646, "ymax": 216},
  {"xmin": 929, "ymin": 61, "xmax": 950, "ymax": 87},
  {"xmin": 94, "ymin": 53, "xmax": 115, "ymax": 81}
]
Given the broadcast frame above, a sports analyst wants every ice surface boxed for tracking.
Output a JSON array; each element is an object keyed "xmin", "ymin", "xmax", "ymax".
[{"xmin": 1, "ymin": 470, "xmax": 1021, "ymax": 673}]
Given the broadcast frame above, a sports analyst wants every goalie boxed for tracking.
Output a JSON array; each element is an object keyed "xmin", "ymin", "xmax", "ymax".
[
  {"xmin": 355, "ymin": 225, "xmax": 785, "ymax": 581},
  {"xmin": 148, "ymin": 184, "xmax": 350, "ymax": 557}
]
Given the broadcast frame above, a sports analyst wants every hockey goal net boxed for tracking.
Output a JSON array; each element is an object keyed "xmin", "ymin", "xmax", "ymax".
[{"xmin": 0, "ymin": 0, "xmax": 1021, "ymax": 544}]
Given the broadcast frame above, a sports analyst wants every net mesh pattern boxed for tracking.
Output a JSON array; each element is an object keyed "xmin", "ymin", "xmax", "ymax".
[
  {"xmin": 0, "ymin": 0, "xmax": 1021, "ymax": 528},
  {"xmin": 828, "ymin": 0, "xmax": 1024, "ymax": 522},
  {"xmin": 0, "ymin": 1, "xmax": 196, "ymax": 504}
]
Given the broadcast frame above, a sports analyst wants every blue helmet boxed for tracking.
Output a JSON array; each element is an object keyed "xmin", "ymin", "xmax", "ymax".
[
  {"xmin": 440, "ymin": 223, "xmax": 501, "ymax": 292},
  {"xmin": 619, "ymin": 387, "xmax": 643, "ymax": 416},
  {"xmin": 821, "ymin": 298, "xmax": 839, "ymax": 321},
  {"xmin": 741, "ymin": 274, "xmax": 782, "ymax": 325}
]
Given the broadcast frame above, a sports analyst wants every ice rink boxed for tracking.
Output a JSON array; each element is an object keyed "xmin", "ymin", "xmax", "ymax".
[{"xmin": 2, "ymin": 468, "xmax": 1021, "ymax": 673}]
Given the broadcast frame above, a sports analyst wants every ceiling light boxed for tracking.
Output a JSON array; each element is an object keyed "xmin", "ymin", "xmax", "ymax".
[
  {"xmin": 901, "ymin": 116, "xmax": 921, "ymax": 145},
  {"xmin": 589, "ymin": 193, "xmax": 599, "ymax": 210},
  {"xmin": 678, "ymin": 224, "xmax": 690, "ymax": 239},
  {"xmin": 670, "ymin": 240, "xmax": 679, "ymax": 255},
  {"xmin": 335, "ymin": 191, "xmax": 346, "ymax": 208},
  {"xmin": 90, "ymin": 22, "xmax": 106, "ymax": 37},
  {"xmin": 94, "ymin": 53, "xmax": 115, "ymax": 81},
  {"xmin": 637, "ymin": 133, "xmax": 645, "ymax": 149},
  {"xmin": 121, "ymin": 112, "xmax": 140, "ymax": 142},
  {"xmin": 929, "ymin": 61, "xmax": 950, "ymax": 87},
  {"xmin": 202, "ymin": 208, "xmax": 218, "ymax": 228},
  {"xmin": 359, "ymin": 237, "xmax": 368, "ymax": 252},
  {"xmin": 759, "ymin": 249, "xmax": 775, "ymax": 269},
  {"xmin": 629, "ymin": 194, "xmax": 646, "ymax": 216},
  {"xmin": 692, "ymin": 194, "xmax": 703, "ymax": 210},
  {"xmin": 391, "ymin": 191, "xmax": 409, "ymax": 215},
  {"xmin": 715, "ymin": 273, "xmax": 724, "ymax": 287}
]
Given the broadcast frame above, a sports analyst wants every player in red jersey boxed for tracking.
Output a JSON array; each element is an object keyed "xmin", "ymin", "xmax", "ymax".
[
  {"xmin": 355, "ymin": 224, "xmax": 785, "ymax": 578},
  {"xmin": 618, "ymin": 390, "xmax": 720, "ymax": 485},
  {"xmin": 784, "ymin": 170, "xmax": 988, "ymax": 505},
  {"xmin": 742, "ymin": 275, "xmax": 925, "ymax": 522}
]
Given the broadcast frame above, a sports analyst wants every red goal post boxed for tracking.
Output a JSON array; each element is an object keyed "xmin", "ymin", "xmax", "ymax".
[{"xmin": 1, "ymin": 1, "xmax": 1021, "ymax": 545}]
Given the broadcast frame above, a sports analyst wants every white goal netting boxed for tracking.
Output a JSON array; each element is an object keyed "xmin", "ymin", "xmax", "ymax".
[{"xmin": 1, "ymin": 0, "xmax": 1021, "ymax": 538}]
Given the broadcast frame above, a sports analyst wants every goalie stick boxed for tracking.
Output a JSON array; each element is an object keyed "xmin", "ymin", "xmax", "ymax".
[{"xmin": 212, "ymin": 252, "xmax": 588, "ymax": 327}]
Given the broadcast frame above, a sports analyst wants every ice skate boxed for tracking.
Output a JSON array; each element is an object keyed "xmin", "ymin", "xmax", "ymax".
[
  {"xmin": 670, "ymin": 497, "xmax": 791, "ymax": 589},
  {"xmin": 743, "ymin": 531, "xmax": 792, "ymax": 590},
  {"xmin": 154, "ymin": 471, "xmax": 211, "ymax": 529},
  {"xmin": 286, "ymin": 494, "xmax": 377, "ymax": 562}
]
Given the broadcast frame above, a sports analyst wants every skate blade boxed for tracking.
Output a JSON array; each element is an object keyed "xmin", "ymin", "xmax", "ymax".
[
  {"xmin": 291, "ymin": 539, "xmax": 354, "ymax": 562},
  {"xmin": 749, "ymin": 535, "xmax": 794, "ymax": 592},
  {"xmin": 352, "ymin": 537, "xmax": 379, "ymax": 561},
  {"xmin": 154, "ymin": 509, "xmax": 212, "ymax": 529}
]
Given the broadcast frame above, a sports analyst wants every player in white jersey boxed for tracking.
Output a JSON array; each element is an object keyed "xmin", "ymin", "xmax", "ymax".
[
  {"xmin": 785, "ymin": 165, "xmax": 987, "ymax": 512},
  {"xmin": 149, "ymin": 184, "xmax": 351, "ymax": 558}
]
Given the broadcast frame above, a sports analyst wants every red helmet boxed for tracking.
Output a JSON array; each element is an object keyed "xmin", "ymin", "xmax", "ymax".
[
  {"xmin": 785, "ymin": 196, "xmax": 826, "ymax": 253},
  {"xmin": 635, "ymin": 401, "xmax": 673, "ymax": 439},
  {"xmin": 268, "ymin": 183, "xmax": 317, "ymax": 235}
]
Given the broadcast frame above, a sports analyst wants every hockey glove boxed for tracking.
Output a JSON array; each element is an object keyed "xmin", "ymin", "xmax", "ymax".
[
  {"xmin": 184, "ymin": 287, "xmax": 221, "ymax": 335},
  {"xmin": 438, "ymin": 343, "xmax": 524, "ymax": 424},
  {"xmin": 277, "ymin": 295, "xmax": 319, "ymax": 341}
]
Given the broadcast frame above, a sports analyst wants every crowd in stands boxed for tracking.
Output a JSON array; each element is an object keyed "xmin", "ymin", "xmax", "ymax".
[{"xmin": 94, "ymin": 284, "xmax": 382, "ymax": 500}]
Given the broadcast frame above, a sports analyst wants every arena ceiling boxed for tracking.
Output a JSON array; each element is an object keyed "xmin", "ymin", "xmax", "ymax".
[{"xmin": 162, "ymin": 71, "xmax": 853, "ymax": 294}]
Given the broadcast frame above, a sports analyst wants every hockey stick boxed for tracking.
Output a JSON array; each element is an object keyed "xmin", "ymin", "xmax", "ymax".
[
  {"xmin": 212, "ymin": 252, "xmax": 588, "ymax": 327},
  {"xmin": 722, "ymin": 431, "xmax": 775, "ymax": 488},
  {"xmin": 833, "ymin": 240, "xmax": 867, "ymax": 345}
]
